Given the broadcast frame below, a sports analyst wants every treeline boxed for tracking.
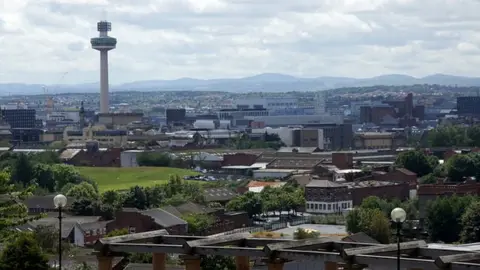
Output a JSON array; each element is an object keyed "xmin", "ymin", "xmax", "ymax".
[
  {"xmin": 346, "ymin": 196, "xmax": 418, "ymax": 244},
  {"xmin": 395, "ymin": 149, "xmax": 480, "ymax": 183},
  {"xmin": 70, "ymin": 175, "xmax": 211, "ymax": 219},
  {"xmin": 226, "ymin": 184, "xmax": 305, "ymax": 218},
  {"xmin": 428, "ymin": 124, "xmax": 480, "ymax": 147}
]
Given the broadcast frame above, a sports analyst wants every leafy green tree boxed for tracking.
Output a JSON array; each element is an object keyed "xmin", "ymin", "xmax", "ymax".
[
  {"xmin": 123, "ymin": 186, "xmax": 149, "ymax": 209},
  {"xmin": 226, "ymin": 192, "xmax": 262, "ymax": 218},
  {"xmin": 368, "ymin": 210, "xmax": 391, "ymax": 244},
  {"xmin": 137, "ymin": 152, "xmax": 171, "ymax": 166},
  {"xmin": 10, "ymin": 153, "xmax": 34, "ymax": 186},
  {"xmin": 346, "ymin": 208, "xmax": 362, "ymax": 234},
  {"xmin": 460, "ymin": 201, "xmax": 480, "ymax": 243},
  {"xmin": 426, "ymin": 195, "xmax": 476, "ymax": 243},
  {"xmin": 32, "ymin": 163, "xmax": 55, "ymax": 192},
  {"xmin": 101, "ymin": 190, "xmax": 123, "ymax": 207},
  {"xmin": 446, "ymin": 154, "xmax": 477, "ymax": 182},
  {"xmin": 51, "ymin": 164, "xmax": 80, "ymax": 191},
  {"xmin": 0, "ymin": 171, "xmax": 37, "ymax": 236},
  {"xmin": 183, "ymin": 213, "xmax": 214, "ymax": 235},
  {"xmin": 293, "ymin": 228, "xmax": 320, "ymax": 240},
  {"xmin": 395, "ymin": 150, "xmax": 433, "ymax": 177},
  {"xmin": 419, "ymin": 174, "xmax": 438, "ymax": 184},
  {"xmin": 0, "ymin": 233, "xmax": 49, "ymax": 270},
  {"xmin": 66, "ymin": 182, "xmax": 99, "ymax": 201}
]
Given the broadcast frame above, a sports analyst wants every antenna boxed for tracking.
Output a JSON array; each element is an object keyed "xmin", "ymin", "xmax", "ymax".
[{"xmin": 102, "ymin": 8, "xmax": 108, "ymax": 21}]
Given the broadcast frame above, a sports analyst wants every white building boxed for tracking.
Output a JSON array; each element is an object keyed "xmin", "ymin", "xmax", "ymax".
[
  {"xmin": 246, "ymin": 114, "xmax": 343, "ymax": 128},
  {"xmin": 235, "ymin": 97, "xmax": 298, "ymax": 110}
]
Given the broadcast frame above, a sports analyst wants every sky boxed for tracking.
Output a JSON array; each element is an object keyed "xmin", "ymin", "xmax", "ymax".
[{"xmin": 1, "ymin": 0, "xmax": 480, "ymax": 84}]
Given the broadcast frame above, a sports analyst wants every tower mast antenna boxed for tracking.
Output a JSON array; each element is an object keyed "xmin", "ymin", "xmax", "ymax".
[{"xmin": 90, "ymin": 18, "xmax": 117, "ymax": 113}]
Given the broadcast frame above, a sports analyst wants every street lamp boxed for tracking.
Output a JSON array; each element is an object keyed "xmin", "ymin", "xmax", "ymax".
[
  {"xmin": 390, "ymin": 207, "xmax": 407, "ymax": 270},
  {"xmin": 53, "ymin": 194, "xmax": 67, "ymax": 270}
]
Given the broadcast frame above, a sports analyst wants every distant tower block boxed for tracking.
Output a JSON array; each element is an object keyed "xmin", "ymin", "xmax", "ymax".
[
  {"xmin": 90, "ymin": 21, "xmax": 117, "ymax": 113},
  {"xmin": 315, "ymin": 91, "xmax": 326, "ymax": 114}
]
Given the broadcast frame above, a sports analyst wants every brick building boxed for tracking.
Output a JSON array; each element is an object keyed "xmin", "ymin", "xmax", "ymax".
[
  {"xmin": 106, "ymin": 208, "xmax": 188, "ymax": 235},
  {"xmin": 305, "ymin": 179, "xmax": 410, "ymax": 214},
  {"xmin": 222, "ymin": 153, "xmax": 259, "ymax": 166}
]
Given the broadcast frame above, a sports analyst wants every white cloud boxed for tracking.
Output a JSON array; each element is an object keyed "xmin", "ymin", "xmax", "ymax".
[{"xmin": 1, "ymin": 0, "xmax": 480, "ymax": 84}]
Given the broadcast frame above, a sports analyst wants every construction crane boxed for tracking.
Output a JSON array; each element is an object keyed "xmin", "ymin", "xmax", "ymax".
[{"xmin": 43, "ymin": 71, "xmax": 69, "ymax": 115}]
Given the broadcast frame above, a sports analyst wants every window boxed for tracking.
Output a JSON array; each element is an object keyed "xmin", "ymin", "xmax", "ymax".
[
  {"xmin": 85, "ymin": 231, "xmax": 90, "ymax": 237},
  {"xmin": 315, "ymin": 204, "xmax": 318, "ymax": 210},
  {"xmin": 328, "ymin": 204, "xmax": 331, "ymax": 210},
  {"xmin": 92, "ymin": 230, "xmax": 97, "ymax": 236},
  {"xmin": 129, "ymin": 227, "xmax": 136, "ymax": 234}
]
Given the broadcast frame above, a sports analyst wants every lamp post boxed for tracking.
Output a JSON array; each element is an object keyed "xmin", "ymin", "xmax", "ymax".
[
  {"xmin": 53, "ymin": 194, "xmax": 67, "ymax": 270},
  {"xmin": 390, "ymin": 207, "xmax": 407, "ymax": 270}
]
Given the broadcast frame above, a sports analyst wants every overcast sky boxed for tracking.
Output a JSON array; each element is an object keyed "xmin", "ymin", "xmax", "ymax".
[{"xmin": 1, "ymin": 0, "xmax": 480, "ymax": 84}]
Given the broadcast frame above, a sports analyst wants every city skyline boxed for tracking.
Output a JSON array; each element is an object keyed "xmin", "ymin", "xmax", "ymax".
[{"xmin": 2, "ymin": 0, "xmax": 480, "ymax": 84}]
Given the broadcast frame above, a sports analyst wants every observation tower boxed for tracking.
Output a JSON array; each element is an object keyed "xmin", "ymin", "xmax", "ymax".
[{"xmin": 91, "ymin": 21, "xmax": 117, "ymax": 114}]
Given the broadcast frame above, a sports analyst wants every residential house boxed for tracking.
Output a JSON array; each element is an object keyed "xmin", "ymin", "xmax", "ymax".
[
  {"xmin": 73, "ymin": 220, "xmax": 110, "ymax": 247},
  {"xmin": 25, "ymin": 195, "xmax": 74, "ymax": 214}
]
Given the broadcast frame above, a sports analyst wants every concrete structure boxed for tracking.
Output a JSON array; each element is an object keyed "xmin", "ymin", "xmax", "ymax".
[
  {"xmin": 91, "ymin": 21, "xmax": 117, "ymax": 113},
  {"xmin": 93, "ymin": 230, "xmax": 480, "ymax": 270},
  {"xmin": 63, "ymin": 125, "xmax": 128, "ymax": 146}
]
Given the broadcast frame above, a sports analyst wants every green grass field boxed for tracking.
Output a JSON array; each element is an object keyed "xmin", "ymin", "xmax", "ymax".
[{"xmin": 77, "ymin": 167, "xmax": 202, "ymax": 192}]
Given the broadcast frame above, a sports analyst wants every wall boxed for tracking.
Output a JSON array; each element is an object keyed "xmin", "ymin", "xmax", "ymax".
[
  {"xmin": 222, "ymin": 153, "xmax": 258, "ymax": 166},
  {"xmin": 121, "ymin": 151, "xmax": 140, "ymax": 167},
  {"xmin": 351, "ymin": 183, "xmax": 409, "ymax": 206},
  {"xmin": 73, "ymin": 224, "xmax": 85, "ymax": 247}
]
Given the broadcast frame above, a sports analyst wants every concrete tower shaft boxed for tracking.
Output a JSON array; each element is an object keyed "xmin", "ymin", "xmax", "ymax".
[{"xmin": 91, "ymin": 21, "xmax": 117, "ymax": 114}]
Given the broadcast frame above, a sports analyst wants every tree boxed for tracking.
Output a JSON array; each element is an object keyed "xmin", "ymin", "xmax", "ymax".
[
  {"xmin": 367, "ymin": 210, "xmax": 391, "ymax": 244},
  {"xmin": 123, "ymin": 186, "xmax": 149, "ymax": 209},
  {"xmin": 137, "ymin": 152, "xmax": 171, "ymax": 167},
  {"xmin": 51, "ymin": 164, "xmax": 80, "ymax": 191},
  {"xmin": 226, "ymin": 192, "xmax": 262, "ymax": 218},
  {"xmin": 0, "ymin": 171, "xmax": 36, "ymax": 236},
  {"xmin": 32, "ymin": 163, "xmax": 55, "ymax": 192},
  {"xmin": 460, "ymin": 201, "xmax": 480, "ymax": 243},
  {"xmin": 183, "ymin": 213, "xmax": 214, "ymax": 235},
  {"xmin": 293, "ymin": 228, "xmax": 320, "ymax": 240},
  {"xmin": 66, "ymin": 182, "xmax": 99, "ymax": 201},
  {"xmin": 395, "ymin": 150, "xmax": 433, "ymax": 177},
  {"xmin": 425, "ymin": 195, "xmax": 475, "ymax": 243},
  {"xmin": 419, "ymin": 174, "xmax": 438, "ymax": 184},
  {"xmin": 200, "ymin": 255, "xmax": 235, "ymax": 270},
  {"xmin": 0, "ymin": 233, "xmax": 49, "ymax": 270},
  {"xmin": 10, "ymin": 153, "xmax": 34, "ymax": 186},
  {"xmin": 346, "ymin": 207, "xmax": 391, "ymax": 244},
  {"xmin": 445, "ymin": 154, "xmax": 477, "ymax": 182}
]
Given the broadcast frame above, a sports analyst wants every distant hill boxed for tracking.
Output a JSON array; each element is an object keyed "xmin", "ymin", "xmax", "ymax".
[{"xmin": 2, "ymin": 73, "xmax": 480, "ymax": 95}]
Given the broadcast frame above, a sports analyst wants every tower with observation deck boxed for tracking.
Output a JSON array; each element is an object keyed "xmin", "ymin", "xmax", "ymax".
[{"xmin": 91, "ymin": 21, "xmax": 117, "ymax": 114}]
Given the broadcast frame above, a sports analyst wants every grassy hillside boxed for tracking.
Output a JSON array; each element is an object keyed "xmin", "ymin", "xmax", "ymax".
[{"xmin": 77, "ymin": 167, "xmax": 201, "ymax": 192}]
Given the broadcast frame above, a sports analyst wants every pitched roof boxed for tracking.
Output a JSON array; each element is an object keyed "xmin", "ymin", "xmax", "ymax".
[
  {"xmin": 306, "ymin": 180, "xmax": 344, "ymax": 188},
  {"xmin": 342, "ymin": 232, "xmax": 380, "ymax": 244},
  {"xmin": 141, "ymin": 208, "xmax": 187, "ymax": 227},
  {"xmin": 203, "ymin": 187, "xmax": 238, "ymax": 202},
  {"xmin": 24, "ymin": 195, "xmax": 74, "ymax": 209},
  {"xmin": 247, "ymin": 181, "xmax": 284, "ymax": 188},
  {"xmin": 396, "ymin": 168, "xmax": 417, "ymax": 176}
]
